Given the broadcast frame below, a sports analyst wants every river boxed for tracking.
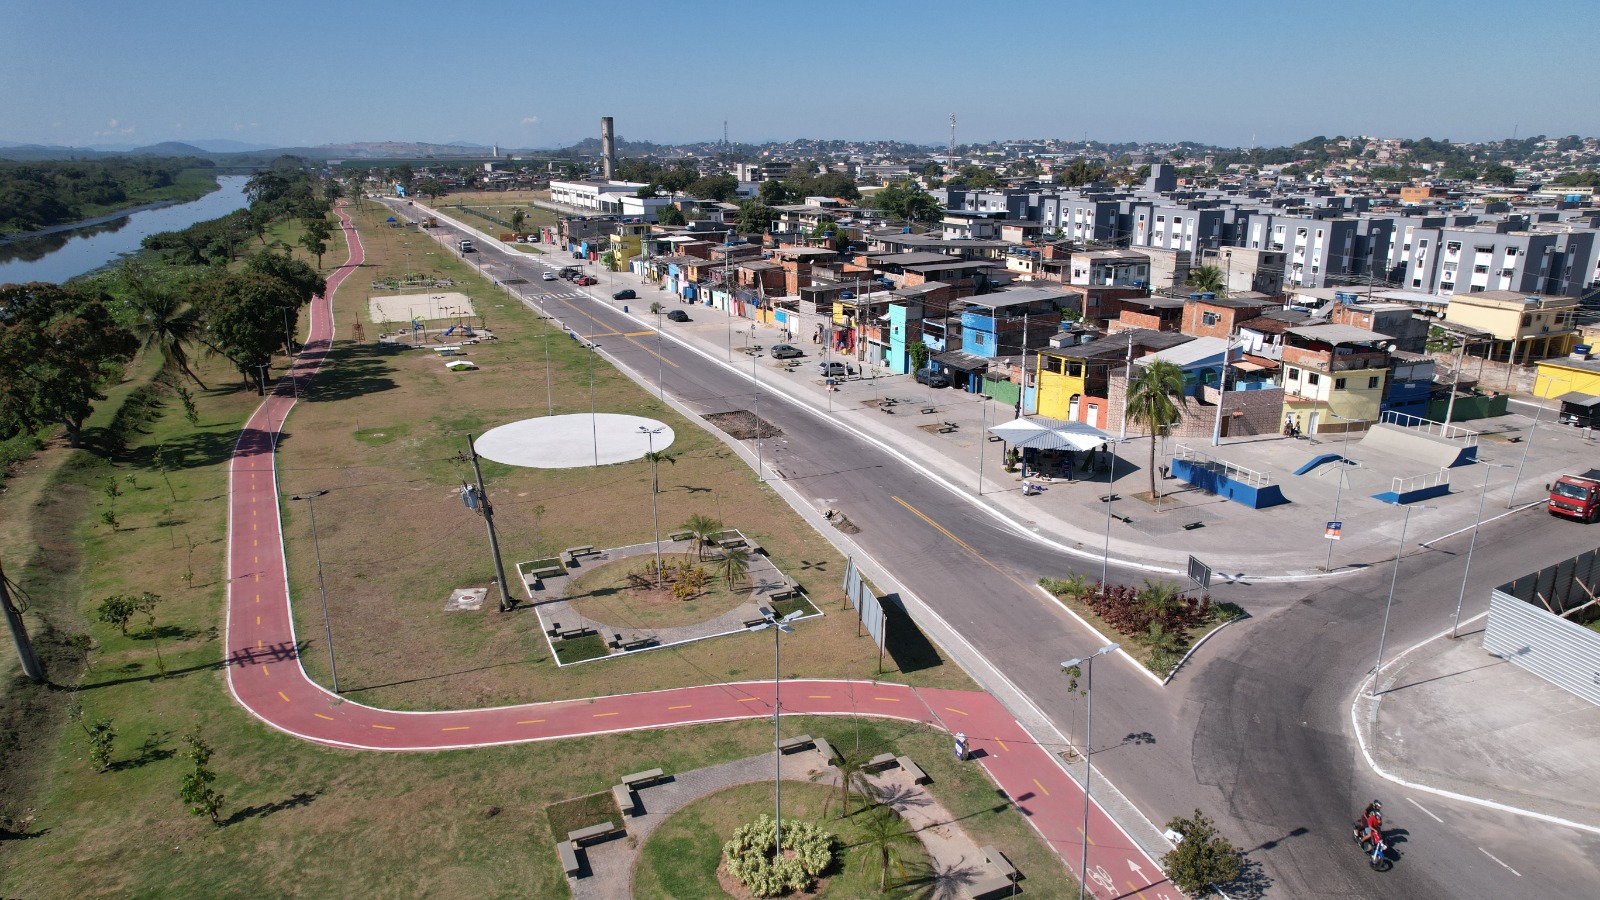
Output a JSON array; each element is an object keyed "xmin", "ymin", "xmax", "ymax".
[{"xmin": 0, "ymin": 175, "xmax": 251, "ymax": 285}]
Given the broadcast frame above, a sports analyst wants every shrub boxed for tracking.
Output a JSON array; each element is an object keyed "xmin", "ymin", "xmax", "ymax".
[{"xmin": 723, "ymin": 814, "xmax": 835, "ymax": 897}]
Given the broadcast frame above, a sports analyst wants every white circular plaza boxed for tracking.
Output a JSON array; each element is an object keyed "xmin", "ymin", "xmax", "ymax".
[{"xmin": 473, "ymin": 414, "xmax": 676, "ymax": 469}]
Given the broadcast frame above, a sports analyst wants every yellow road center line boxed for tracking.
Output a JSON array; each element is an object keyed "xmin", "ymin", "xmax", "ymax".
[
  {"xmin": 944, "ymin": 707, "xmax": 968, "ymax": 716},
  {"xmin": 314, "ymin": 713, "xmax": 334, "ymax": 721},
  {"xmin": 592, "ymin": 712, "xmax": 620, "ymax": 718},
  {"xmin": 1032, "ymin": 778, "xmax": 1050, "ymax": 797},
  {"xmin": 277, "ymin": 691, "xmax": 290, "ymax": 702},
  {"xmin": 874, "ymin": 697, "xmax": 900, "ymax": 702},
  {"xmin": 254, "ymin": 573, "xmax": 260, "ymax": 582},
  {"xmin": 622, "ymin": 330, "xmax": 655, "ymax": 337},
  {"xmin": 257, "ymin": 639, "xmax": 262, "ymax": 649},
  {"xmin": 372, "ymin": 724, "xmax": 395, "ymax": 730},
  {"xmin": 441, "ymin": 726, "xmax": 470, "ymax": 732},
  {"xmin": 736, "ymin": 697, "xmax": 761, "ymax": 702},
  {"xmin": 807, "ymin": 695, "xmax": 831, "ymax": 699},
  {"xmin": 667, "ymin": 705, "xmax": 692, "ymax": 710},
  {"xmin": 996, "ymin": 739, "xmax": 1010, "ymax": 751},
  {"xmin": 1075, "ymin": 826, "xmax": 1097, "ymax": 845},
  {"xmin": 256, "ymin": 616, "xmax": 261, "ymax": 625},
  {"xmin": 517, "ymin": 719, "xmax": 545, "ymax": 724},
  {"xmin": 891, "ymin": 496, "xmax": 1032, "ymax": 593},
  {"xmin": 262, "ymin": 665, "xmax": 269, "ymax": 676},
  {"xmin": 253, "ymin": 539, "xmax": 258, "ymax": 547},
  {"xmin": 1126, "ymin": 882, "xmax": 1148, "ymax": 898}
]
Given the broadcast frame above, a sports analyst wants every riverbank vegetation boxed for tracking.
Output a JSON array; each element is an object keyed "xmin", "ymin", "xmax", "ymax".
[{"xmin": 0, "ymin": 158, "xmax": 219, "ymax": 238}]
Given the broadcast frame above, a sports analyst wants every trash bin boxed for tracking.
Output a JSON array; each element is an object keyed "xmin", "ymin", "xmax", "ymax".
[{"xmin": 622, "ymin": 305, "xmax": 628, "ymax": 313}]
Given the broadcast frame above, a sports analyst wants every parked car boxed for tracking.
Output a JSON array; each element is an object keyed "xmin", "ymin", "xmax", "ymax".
[
  {"xmin": 542, "ymin": 272, "xmax": 556, "ymax": 281},
  {"xmin": 915, "ymin": 367, "xmax": 950, "ymax": 388},
  {"xmin": 576, "ymin": 276, "xmax": 597, "ymax": 286},
  {"xmin": 818, "ymin": 361, "xmax": 854, "ymax": 377},
  {"xmin": 613, "ymin": 289, "xmax": 637, "ymax": 301},
  {"xmin": 770, "ymin": 343, "xmax": 803, "ymax": 359},
  {"xmin": 666, "ymin": 310, "xmax": 690, "ymax": 322}
]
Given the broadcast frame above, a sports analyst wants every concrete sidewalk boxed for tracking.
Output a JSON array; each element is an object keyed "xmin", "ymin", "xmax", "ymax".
[
  {"xmin": 1355, "ymin": 628, "xmax": 1600, "ymax": 829},
  {"xmin": 406, "ymin": 200, "xmax": 1600, "ymax": 580}
]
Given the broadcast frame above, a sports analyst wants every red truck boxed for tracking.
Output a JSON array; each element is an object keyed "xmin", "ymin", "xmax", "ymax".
[{"xmin": 1548, "ymin": 475, "xmax": 1600, "ymax": 522}]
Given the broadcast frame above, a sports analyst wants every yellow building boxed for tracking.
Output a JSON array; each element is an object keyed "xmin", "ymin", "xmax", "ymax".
[
  {"xmin": 606, "ymin": 223, "xmax": 649, "ymax": 270},
  {"xmin": 1443, "ymin": 290, "xmax": 1579, "ymax": 364},
  {"xmin": 1279, "ymin": 323, "xmax": 1391, "ymax": 433},
  {"xmin": 1534, "ymin": 358, "xmax": 1600, "ymax": 400},
  {"xmin": 1034, "ymin": 343, "xmax": 1125, "ymax": 427}
]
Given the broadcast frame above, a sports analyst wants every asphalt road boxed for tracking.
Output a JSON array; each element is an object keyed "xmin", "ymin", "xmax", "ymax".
[{"xmin": 404, "ymin": 203, "xmax": 1600, "ymax": 898}]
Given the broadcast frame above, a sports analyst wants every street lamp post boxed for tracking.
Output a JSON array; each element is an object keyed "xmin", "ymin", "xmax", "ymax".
[
  {"xmin": 1322, "ymin": 411, "xmax": 1361, "ymax": 573},
  {"xmin": 1062, "ymin": 643, "xmax": 1119, "ymax": 900},
  {"xmin": 1506, "ymin": 374, "xmax": 1567, "ymax": 509},
  {"xmin": 1100, "ymin": 439, "xmax": 1125, "ymax": 586},
  {"xmin": 748, "ymin": 607, "xmax": 801, "ymax": 862},
  {"xmin": 1372, "ymin": 502, "xmax": 1435, "ymax": 696},
  {"xmin": 289, "ymin": 490, "xmax": 339, "ymax": 693},
  {"xmin": 640, "ymin": 426, "xmax": 665, "ymax": 584},
  {"xmin": 1452, "ymin": 463, "xmax": 1513, "ymax": 638}
]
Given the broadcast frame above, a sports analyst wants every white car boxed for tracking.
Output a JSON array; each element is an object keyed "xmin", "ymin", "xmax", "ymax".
[{"xmin": 542, "ymin": 272, "xmax": 556, "ymax": 281}]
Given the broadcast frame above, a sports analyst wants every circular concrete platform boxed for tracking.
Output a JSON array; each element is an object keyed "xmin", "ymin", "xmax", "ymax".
[{"xmin": 474, "ymin": 414, "xmax": 675, "ymax": 469}]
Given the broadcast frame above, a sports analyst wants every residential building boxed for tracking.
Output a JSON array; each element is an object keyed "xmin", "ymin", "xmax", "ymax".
[
  {"xmin": 1279, "ymin": 323, "xmax": 1394, "ymax": 433},
  {"xmin": 1069, "ymin": 249, "xmax": 1150, "ymax": 287},
  {"xmin": 1181, "ymin": 295, "xmax": 1269, "ymax": 341},
  {"xmin": 1442, "ymin": 289, "xmax": 1580, "ymax": 363}
]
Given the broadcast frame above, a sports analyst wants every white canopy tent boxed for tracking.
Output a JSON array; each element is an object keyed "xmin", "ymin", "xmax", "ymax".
[{"xmin": 987, "ymin": 416, "xmax": 1112, "ymax": 452}]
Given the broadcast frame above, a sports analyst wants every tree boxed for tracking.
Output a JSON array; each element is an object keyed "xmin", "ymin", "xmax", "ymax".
[
  {"xmin": 0, "ymin": 282, "xmax": 138, "ymax": 448},
  {"xmin": 634, "ymin": 183, "xmax": 660, "ymax": 199},
  {"xmin": 826, "ymin": 747, "xmax": 876, "ymax": 818},
  {"xmin": 688, "ymin": 174, "xmax": 739, "ymax": 202},
  {"xmin": 1160, "ymin": 809, "xmax": 1242, "ymax": 895},
  {"xmin": 655, "ymin": 205, "xmax": 686, "ymax": 226},
  {"xmin": 299, "ymin": 215, "xmax": 332, "ymax": 268},
  {"xmin": 922, "ymin": 162, "xmax": 944, "ymax": 177},
  {"xmin": 179, "ymin": 732, "xmax": 226, "ymax": 825},
  {"xmin": 736, "ymin": 200, "xmax": 777, "ymax": 236},
  {"xmin": 509, "ymin": 208, "xmax": 527, "ymax": 232},
  {"xmin": 642, "ymin": 450, "xmax": 676, "ymax": 493},
  {"xmin": 415, "ymin": 178, "xmax": 447, "ymax": 201},
  {"xmin": 134, "ymin": 591, "xmax": 166, "ymax": 675},
  {"xmin": 192, "ymin": 270, "xmax": 306, "ymax": 391},
  {"xmin": 854, "ymin": 806, "xmax": 918, "ymax": 893},
  {"xmin": 907, "ymin": 341, "xmax": 929, "ymax": 371},
  {"xmin": 1483, "ymin": 163, "xmax": 1517, "ymax": 186},
  {"xmin": 759, "ymin": 180, "xmax": 797, "ymax": 205},
  {"xmin": 118, "ymin": 262, "xmax": 207, "ymax": 388},
  {"xmin": 69, "ymin": 705, "xmax": 116, "ymax": 771},
  {"xmin": 719, "ymin": 546, "xmax": 751, "ymax": 590},
  {"xmin": 244, "ymin": 248, "xmax": 326, "ymax": 305},
  {"xmin": 681, "ymin": 514, "xmax": 722, "ymax": 561},
  {"xmin": 659, "ymin": 164, "xmax": 700, "ymax": 197},
  {"xmin": 1054, "ymin": 159, "xmax": 1108, "ymax": 187},
  {"xmin": 1125, "ymin": 360, "xmax": 1188, "ymax": 499},
  {"xmin": 1186, "ymin": 264, "xmax": 1225, "ymax": 294},
  {"xmin": 870, "ymin": 181, "xmax": 943, "ymax": 223},
  {"xmin": 96, "ymin": 594, "xmax": 140, "ymax": 636}
]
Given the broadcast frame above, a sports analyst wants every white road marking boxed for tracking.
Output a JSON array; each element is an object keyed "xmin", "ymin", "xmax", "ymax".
[
  {"xmin": 1407, "ymin": 796, "xmax": 1444, "ymax": 823},
  {"xmin": 1478, "ymin": 847, "xmax": 1521, "ymax": 877}
]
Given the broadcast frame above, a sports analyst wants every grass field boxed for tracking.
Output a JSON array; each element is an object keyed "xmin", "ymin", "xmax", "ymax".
[
  {"xmin": 565, "ymin": 551, "xmax": 755, "ymax": 631},
  {"xmin": 275, "ymin": 199, "xmax": 975, "ymax": 711}
]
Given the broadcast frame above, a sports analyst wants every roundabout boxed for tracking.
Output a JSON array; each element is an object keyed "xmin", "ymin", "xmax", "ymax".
[{"xmin": 473, "ymin": 413, "xmax": 675, "ymax": 468}]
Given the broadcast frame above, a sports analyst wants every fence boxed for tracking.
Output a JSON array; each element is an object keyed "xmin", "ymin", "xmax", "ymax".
[
  {"xmin": 1381, "ymin": 409, "xmax": 1481, "ymax": 445},
  {"xmin": 1173, "ymin": 444, "xmax": 1272, "ymax": 487},
  {"xmin": 1483, "ymin": 546, "xmax": 1600, "ymax": 707},
  {"xmin": 1390, "ymin": 468, "xmax": 1450, "ymax": 496}
]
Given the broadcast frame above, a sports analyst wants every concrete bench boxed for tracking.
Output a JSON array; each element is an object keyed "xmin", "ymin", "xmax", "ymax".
[
  {"xmin": 621, "ymin": 768, "xmax": 665, "ymax": 788},
  {"xmin": 744, "ymin": 617, "xmax": 772, "ymax": 629},
  {"xmin": 776, "ymin": 734, "xmax": 815, "ymax": 754},
  {"xmin": 965, "ymin": 873, "xmax": 1017, "ymax": 899},
  {"xmin": 612, "ymin": 784, "xmax": 636, "ymax": 817},
  {"xmin": 668, "ymin": 531, "xmax": 692, "ymax": 541},
  {"xmin": 982, "ymin": 845, "xmax": 1019, "ymax": 882},
  {"xmin": 529, "ymin": 566, "xmax": 564, "ymax": 581},
  {"xmin": 987, "ymin": 434, "xmax": 1003, "ymax": 442},
  {"xmin": 567, "ymin": 821, "xmax": 621, "ymax": 846},
  {"xmin": 896, "ymin": 755, "xmax": 929, "ymax": 785},
  {"xmin": 943, "ymin": 421, "xmax": 959, "ymax": 429},
  {"xmin": 561, "ymin": 546, "xmax": 597, "ymax": 565},
  {"xmin": 557, "ymin": 627, "xmax": 595, "ymax": 640},
  {"xmin": 865, "ymin": 752, "xmax": 898, "ymax": 772},
  {"xmin": 620, "ymin": 637, "xmax": 657, "ymax": 651},
  {"xmin": 938, "ymin": 425, "xmax": 957, "ymax": 434},
  {"xmin": 557, "ymin": 841, "xmax": 581, "ymax": 877},
  {"xmin": 813, "ymin": 736, "xmax": 838, "ymax": 764},
  {"xmin": 745, "ymin": 540, "xmax": 764, "ymax": 556},
  {"xmin": 922, "ymin": 407, "xmax": 937, "ymax": 414}
]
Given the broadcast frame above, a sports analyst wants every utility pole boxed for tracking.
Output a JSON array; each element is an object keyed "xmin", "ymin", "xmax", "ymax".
[
  {"xmin": 461, "ymin": 436, "xmax": 514, "ymax": 613},
  {"xmin": 1, "ymin": 559, "xmax": 44, "ymax": 683}
]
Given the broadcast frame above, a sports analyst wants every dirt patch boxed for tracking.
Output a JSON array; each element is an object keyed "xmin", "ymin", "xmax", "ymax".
[{"xmin": 704, "ymin": 411, "xmax": 783, "ymax": 441}]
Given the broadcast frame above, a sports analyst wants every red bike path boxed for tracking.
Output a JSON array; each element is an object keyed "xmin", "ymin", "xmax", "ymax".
[{"xmin": 221, "ymin": 204, "xmax": 1178, "ymax": 899}]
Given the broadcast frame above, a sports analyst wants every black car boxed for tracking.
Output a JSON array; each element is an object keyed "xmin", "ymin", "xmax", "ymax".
[
  {"xmin": 915, "ymin": 367, "xmax": 950, "ymax": 388},
  {"xmin": 613, "ymin": 289, "xmax": 637, "ymax": 301},
  {"xmin": 666, "ymin": 310, "xmax": 690, "ymax": 322}
]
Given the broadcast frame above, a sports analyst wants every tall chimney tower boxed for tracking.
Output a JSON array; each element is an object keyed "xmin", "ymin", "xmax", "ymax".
[{"xmin": 601, "ymin": 116, "xmax": 616, "ymax": 180}]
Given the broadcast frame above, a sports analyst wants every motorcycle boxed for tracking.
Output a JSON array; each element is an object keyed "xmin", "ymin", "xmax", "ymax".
[{"xmin": 1352, "ymin": 819, "xmax": 1393, "ymax": 871}]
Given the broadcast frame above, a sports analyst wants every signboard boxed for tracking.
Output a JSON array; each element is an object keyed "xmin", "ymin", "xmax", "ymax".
[
  {"xmin": 954, "ymin": 732, "xmax": 967, "ymax": 761},
  {"xmin": 841, "ymin": 556, "xmax": 888, "ymax": 655},
  {"xmin": 1187, "ymin": 555, "xmax": 1212, "ymax": 590},
  {"xmin": 1325, "ymin": 520, "xmax": 1343, "ymax": 541}
]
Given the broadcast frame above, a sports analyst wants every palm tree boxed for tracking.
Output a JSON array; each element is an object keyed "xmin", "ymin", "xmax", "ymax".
[
  {"xmin": 824, "ymin": 747, "xmax": 876, "ymax": 818},
  {"xmin": 119, "ymin": 262, "xmax": 207, "ymax": 389},
  {"xmin": 720, "ymin": 546, "xmax": 751, "ymax": 590},
  {"xmin": 642, "ymin": 450, "xmax": 676, "ymax": 493},
  {"xmin": 1187, "ymin": 264, "xmax": 1225, "ymax": 294},
  {"xmin": 681, "ymin": 514, "xmax": 722, "ymax": 561},
  {"xmin": 854, "ymin": 806, "xmax": 918, "ymax": 893},
  {"xmin": 1126, "ymin": 359, "xmax": 1188, "ymax": 499}
]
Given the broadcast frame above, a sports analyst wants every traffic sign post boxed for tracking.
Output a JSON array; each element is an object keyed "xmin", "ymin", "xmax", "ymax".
[
  {"xmin": 1325, "ymin": 520, "xmax": 1342, "ymax": 540},
  {"xmin": 1187, "ymin": 555, "xmax": 1212, "ymax": 590}
]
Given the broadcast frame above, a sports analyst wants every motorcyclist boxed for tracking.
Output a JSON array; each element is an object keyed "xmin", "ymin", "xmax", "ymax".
[{"xmin": 1359, "ymin": 801, "xmax": 1385, "ymax": 862}]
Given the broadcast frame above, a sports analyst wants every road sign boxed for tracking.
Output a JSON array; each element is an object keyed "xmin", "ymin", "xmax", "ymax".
[
  {"xmin": 1325, "ymin": 520, "xmax": 1343, "ymax": 540},
  {"xmin": 1188, "ymin": 555, "xmax": 1212, "ymax": 590}
]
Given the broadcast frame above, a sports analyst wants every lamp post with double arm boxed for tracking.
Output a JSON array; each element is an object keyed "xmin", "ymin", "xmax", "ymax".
[{"xmin": 1062, "ymin": 643, "xmax": 1120, "ymax": 900}]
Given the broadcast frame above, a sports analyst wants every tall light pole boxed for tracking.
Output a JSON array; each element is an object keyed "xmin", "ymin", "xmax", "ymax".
[
  {"xmin": 640, "ymin": 426, "xmax": 665, "ymax": 584},
  {"xmin": 1506, "ymin": 374, "xmax": 1567, "ymax": 509},
  {"xmin": 1322, "ymin": 411, "xmax": 1361, "ymax": 573},
  {"xmin": 459, "ymin": 437, "xmax": 513, "ymax": 613},
  {"xmin": 1117, "ymin": 331, "xmax": 1135, "ymax": 442},
  {"xmin": 289, "ymin": 490, "xmax": 339, "ymax": 693},
  {"xmin": 1062, "ymin": 643, "xmax": 1119, "ymax": 900},
  {"xmin": 1210, "ymin": 332, "xmax": 1237, "ymax": 447},
  {"xmin": 1100, "ymin": 439, "xmax": 1125, "ymax": 586},
  {"xmin": 1452, "ymin": 463, "xmax": 1513, "ymax": 638},
  {"xmin": 748, "ymin": 607, "xmax": 802, "ymax": 861},
  {"xmin": 1372, "ymin": 502, "xmax": 1435, "ymax": 696}
]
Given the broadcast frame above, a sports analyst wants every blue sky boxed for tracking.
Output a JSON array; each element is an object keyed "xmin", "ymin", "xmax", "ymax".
[{"xmin": 4, "ymin": 0, "xmax": 1595, "ymax": 151}]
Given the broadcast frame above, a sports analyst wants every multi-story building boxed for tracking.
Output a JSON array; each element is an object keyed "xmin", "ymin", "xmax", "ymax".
[
  {"xmin": 1279, "ymin": 323, "xmax": 1394, "ymax": 433},
  {"xmin": 1442, "ymin": 289, "xmax": 1580, "ymax": 363}
]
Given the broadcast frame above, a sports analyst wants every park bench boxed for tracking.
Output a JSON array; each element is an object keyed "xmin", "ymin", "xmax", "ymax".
[
  {"xmin": 529, "ymin": 564, "xmax": 564, "ymax": 581},
  {"xmin": 744, "ymin": 539, "xmax": 764, "ymax": 556},
  {"xmin": 965, "ymin": 873, "xmax": 1017, "ymax": 900},
  {"xmin": 557, "ymin": 627, "xmax": 595, "ymax": 641},
  {"xmin": 766, "ymin": 588, "xmax": 797, "ymax": 603},
  {"xmin": 621, "ymin": 768, "xmax": 665, "ymax": 788},
  {"xmin": 922, "ymin": 406, "xmax": 937, "ymax": 414},
  {"xmin": 813, "ymin": 736, "xmax": 838, "ymax": 764},
  {"xmin": 668, "ymin": 530, "xmax": 692, "ymax": 542},
  {"xmin": 776, "ymin": 734, "xmax": 815, "ymax": 754},
  {"xmin": 864, "ymin": 753, "xmax": 898, "ymax": 772},
  {"xmin": 612, "ymin": 784, "xmax": 636, "ymax": 817},
  {"xmin": 568, "ymin": 821, "xmax": 622, "ymax": 846},
  {"xmin": 896, "ymin": 756, "xmax": 930, "ymax": 785},
  {"xmin": 620, "ymin": 636, "xmax": 657, "ymax": 651},
  {"xmin": 938, "ymin": 425, "xmax": 957, "ymax": 434},
  {"xmin": 987, "ymin": 434, "xmax": 1002, "ymax": 442},
  {"xmin": 561, "ymin": 546, "xmax": 597, "ymax": 566},
  {"xmin": 982, "ymin": 845, "xmax": 1019, "ymax": 882},
  {"xmin": 743, "ymin": 617, "xmax": 771, "ymax": 629},
  {"xmin": 557, "ymin": 841, "xmax": 581, "ymax": 877}
]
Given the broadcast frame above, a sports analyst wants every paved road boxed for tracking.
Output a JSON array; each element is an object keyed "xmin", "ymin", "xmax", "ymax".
[
  {"xmin": 388, "ymin": 202, "xmax": 1600, "ymax": 898},
  {"xmin": 223, "ymin": 204, "xmax": 1179, "ymax": 898}
]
